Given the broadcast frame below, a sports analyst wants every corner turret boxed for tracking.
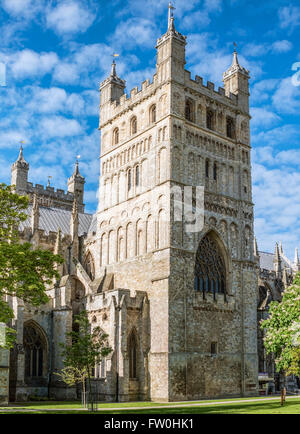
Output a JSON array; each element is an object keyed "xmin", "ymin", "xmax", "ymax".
[
  {"xmin": 67, "ymin": 159, "xmax": 85, "ymax": 212},
  {"xmin": 11, "ymin": 146, "xmax": 29, "ymax": 193},
  {"xmin": 223, "ymin": 48, "xmax": 250, "ymax": 113}
]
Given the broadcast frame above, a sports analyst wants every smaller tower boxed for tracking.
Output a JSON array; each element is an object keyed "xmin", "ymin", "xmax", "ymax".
[
  {"xmin": 11, "ymin": 146, "xmax": 29, "ymax": 193},
  {"xmin": 67, "ymin": 160, "xmax": 85, "ymax": 212},
  {"xmin": 156, "ymin": 3, "xmax": 186, "ymax": 84},
  {"xmin": 99, "ymin": 60, "xmax": 126, "ymax": 125},
  {"xmin": 223, "ymin": 48, "xmax": 250, "ymax": 112}
]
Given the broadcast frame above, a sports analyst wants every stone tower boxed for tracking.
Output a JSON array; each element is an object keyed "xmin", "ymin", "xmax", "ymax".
[
  {"xmin": 92, "ymin": 8, "xmax": 258, "ymax": 401},
  {"xmin": 67, "ymin": 160, "xmax": 85, "ymax": 212},
  {"xmin": 11, "ymin": 146, "xmax": 29, "ymax": 193}
]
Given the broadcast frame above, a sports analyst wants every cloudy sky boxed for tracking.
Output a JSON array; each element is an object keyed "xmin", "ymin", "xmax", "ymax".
[{"xmin": 0, "ymin": 0, "xmax": 300, "ymax": 259}]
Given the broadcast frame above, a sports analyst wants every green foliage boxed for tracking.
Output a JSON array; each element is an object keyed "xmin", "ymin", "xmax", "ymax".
[
  {"xmin": 59, "ymin": 311, "xmax": 112, "ymax": 392},
  {"xmin": 261, "ymin": 272, "xmax": 300, "ymax": 376},
  {"xmin": 0, "ymin": 183, "xmax": 63, "ymax": 346}
]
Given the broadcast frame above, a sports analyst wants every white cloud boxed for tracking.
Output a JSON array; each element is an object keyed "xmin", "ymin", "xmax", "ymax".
[
  {"xmin": 0, "ymin": 0, "xmax": 43, "ymax": 18},
  {"xmin": 272, "ymin": 77, "xmax": 300, "ymax": 114},
  {"xmin": 46, "ymin": 0, "xmax": 96, "ymax": 35},
  {"xmin": 278, "ymin": 5, "xmax": 300, "ymax": 31},
  {"xmin": 252, "ymin": 160, "xmax": 300, "ymax": 258},
  {"xmin": 109, "ymin": 18, "xmax": 158, "ymax": 50},
  {"xmin": 4, "ymin": 49, "xmax": 58, "ymax": 79},
  {"xmin": 40, "ymin": 116, "xmax": 83, "ymax": 138},
  {"xmin": 271, "ymin": 40, "xmax": 293, "ymax": 53},
  {"xmin": 250, "ymin": 107, "xmax": 281, "ymax": 129}
]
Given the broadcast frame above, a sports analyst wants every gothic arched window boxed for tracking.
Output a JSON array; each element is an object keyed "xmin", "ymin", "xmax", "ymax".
[
  {"xmin": 131, "ymin": 116, "xmax": 137, "ymax": 135},
  {"xmin": 83, "ymin": 252, "xmax": 95, "ymax": 281},
  {"xmin": 194, "ymin": 233, "xmax": 227, "ymax": 297},
  {"xmin": 185, "ymin": 99, "xmax": 194, "ymax": 122},
  {"xmin": 128, "ymin": 330, "xmax": 138, "ymax": 379},
  {"xmin": 150, "ymin": 105, "xmax": 156, "ymax": 123},
  {"xmin": 226, "ymin": 117, "xmax": 235, "ymax": 139},
  {"xmin": 113, "ymin": 128, "xmax": 119, "ymax": 145},
  {"xmin": 24, "ymin": 324, "xmax": 47, "ymax": 378},
  {"xmin": 207, "ymin": 110, "xmax": 214, "ymax": 130}
]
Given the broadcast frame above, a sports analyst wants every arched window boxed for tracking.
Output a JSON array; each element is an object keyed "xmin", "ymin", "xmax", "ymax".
[
  {"xmin": 226, "ymin": 117, "xmax": 235, "ymax": 139},
  {"xmin": 194, "ymin": 233, "xmax": 227, "ymax": 297},
  {"xmin": 113, "ymin": 128, "xmax": 119, "ymax": 145},
  {"xmin": 213, "ymin": 162, "xmax": 217, "ymax": 181},
  {"xmin": 135, "ymin": 165, "xmax": 140, "ymax": 187},
  {"xmin": 127, "ymin": 169, "xmax": 132, "ymax": 192},
  {"xmin": 128, "ymin": 330, "xmax": 138, "ymax": 379},
  {"xmin": 205, "ymin": 160, "xmax": 210, "ymax": 178},
  {"xmin": 185, "ymin": 99, "xmax": 194, "ymax": 122},
  {"xmin": 83, "ymin": 252, "xmax": 95, "ymax": 281},
  {"xmin": 24, "ymin": 324, "xmax": 47, "ymax": 378},
  {"xmin": 131, "ymin": 116, "xmax": 137, "ymax": 135},
  {"xmin": 150, "ymin": 105, "xmax": 156, "ymax": 123},
  {"xmin": 207, "ymin": 110, "xmax": 214, "ymax": 130}
]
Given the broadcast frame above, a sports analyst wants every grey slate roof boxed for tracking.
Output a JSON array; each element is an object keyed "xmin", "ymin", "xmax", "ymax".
[
  {"xmin": 259, "ymin": 251, "xmax": 292, "ymax": 272},
  {"xmin": 20, "ymin": 205, "xmax": 94, "ymax": 237},
  {"xmin": 259, "ymin": 252, "xmax": 275, "ymax": 271}
]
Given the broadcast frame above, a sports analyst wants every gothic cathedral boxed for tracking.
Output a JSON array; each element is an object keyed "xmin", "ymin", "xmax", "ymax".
[{"xmin": 2, "ymin": 12, "xmax": 260, "ymax": 403}]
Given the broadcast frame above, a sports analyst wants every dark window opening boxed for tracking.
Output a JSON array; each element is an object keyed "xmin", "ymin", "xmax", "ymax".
[
  {"xmin": 211, "ymin": 342, "xmax": 217, "ymax": 355},
  {"xmin": 194, "ymin": 233, "xmax": 227, "ymax": 296}
]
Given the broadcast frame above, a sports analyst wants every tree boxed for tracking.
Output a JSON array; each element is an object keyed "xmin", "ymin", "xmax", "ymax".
[
  {"xmin": 58, "ymin": 311, "xmax": 112, "ymax": 402},
  {"xmin": 0, "ymin": 183, "xmax": 63, "ymax": 347},
  {"xmin": 261, "ymin": 272, "xmax": 300, "ymax": 378}
]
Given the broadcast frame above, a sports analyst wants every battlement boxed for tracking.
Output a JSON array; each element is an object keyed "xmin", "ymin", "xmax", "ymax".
[
  {"xmin": 19, "ymin": 225, "xmax": 72, "ymax": 246},
  {"xmin": 100, "ymin": 66, "xmax": 241, "ymax": 130},
  {"xmin": 26, "ymin": 182, "xmax": 75, "ymax": 201},
  {"xmin": 184, "ymin": 70, "xmax": 238, "ymax": 106}
]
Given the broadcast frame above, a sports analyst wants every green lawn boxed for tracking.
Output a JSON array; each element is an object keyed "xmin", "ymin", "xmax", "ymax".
[{"xmin": 1, "ymin": 396, "xmax": 300, "ymax": 414}]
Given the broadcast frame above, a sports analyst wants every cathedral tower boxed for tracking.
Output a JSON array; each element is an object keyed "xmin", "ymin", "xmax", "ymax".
[
  {"xmin": 11, "ymin": 146, "xmax": 29, "ymax": 193},
  {"xmin": 93, "ymin": 7, "xmax": 258, "ymax": 401}
]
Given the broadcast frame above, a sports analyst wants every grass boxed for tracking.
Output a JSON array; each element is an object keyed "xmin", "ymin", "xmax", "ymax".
[{"xmin": 1, "ymin": 396, "xmax": 300, "ymax": 414}]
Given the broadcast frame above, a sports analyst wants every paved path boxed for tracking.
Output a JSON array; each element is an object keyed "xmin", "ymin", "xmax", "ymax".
[{"xmin": 0, "ymin": 395, "xmax": 299, "ymax": 413}]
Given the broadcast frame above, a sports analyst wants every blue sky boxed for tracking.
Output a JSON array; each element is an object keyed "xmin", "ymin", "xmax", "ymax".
[{"xmin": 0, "ymin": 0, "xmax": 300, "ymax": 259}]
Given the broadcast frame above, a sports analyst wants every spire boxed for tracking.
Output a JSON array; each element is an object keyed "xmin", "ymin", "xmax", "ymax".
[
  {"xmin": 280, "ymin": 241, "xmax": 284, "ymax": 255},
  {"xmin": 254, "ymin": 237, "xmax": 259, "ymax": 258},
  {"xmin": 274, "ymin": 242, "xmax": 281, "ymax": 262},
  {"xmin": 70, "ymin": 197, "xmax": 79, "ymax": 259},
  {"xmin": 274, "ymin": 243, "xmax": 282, "ymax": 277},
  {"xmin": 168, "ymin": 2, "xmax": 175, "ymax": 31},
  {"xmin": 12, "ymin": 145, "xmax": 29, "ymax": 170},
  {"xmin": 223, "ymin": 46, "xmax": 250, "ymax": 79},
  {"xmin": 31, "ymin": 191, "xmax": 39, "ymax": 234},
  {"xmin": 110, "ymin": 60, "xmax": 117, "ymax": 78},
  {"xmin": 67, "ymin": 158, "xmax": 85, "ymax": 210}
]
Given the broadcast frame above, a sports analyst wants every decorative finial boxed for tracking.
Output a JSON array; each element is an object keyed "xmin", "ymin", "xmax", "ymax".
[
  {"xmin": 110, "ymin": 54, "xmax": 119, "ymax": 77},
  {"xmin": 168, "ymin": 2, "xmax": 175, "ymax": 30},
  {"xmin": 47, "ymin": 176, "xmax": 52, "ymax": 187}
]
